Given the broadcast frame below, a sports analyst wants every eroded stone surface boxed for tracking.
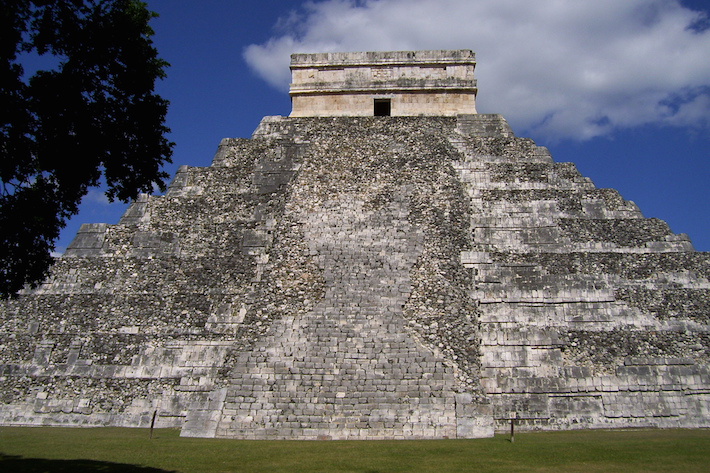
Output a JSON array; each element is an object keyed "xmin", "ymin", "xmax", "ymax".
[
  {"xmin": 451, "ymin": 118, "xmax": 710, "ymax": 430},
  {"xmin": 1, "ymin": 114, "xmax": 709, "ymax": 437}
]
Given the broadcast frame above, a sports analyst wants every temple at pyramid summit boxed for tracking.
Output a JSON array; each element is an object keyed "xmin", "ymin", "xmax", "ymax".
[
  {"xmin": 288, "ymin": 50, "xmax": 478, "ymax": 117},
  {"xmin": 1, "ymin": 50, "xmax": 709, "ymax": 439}
]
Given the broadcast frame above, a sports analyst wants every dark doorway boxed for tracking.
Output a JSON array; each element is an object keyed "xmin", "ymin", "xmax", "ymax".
[{"xmin": 374, "ymin": 99, "xmax": 391, "ymax": 116}]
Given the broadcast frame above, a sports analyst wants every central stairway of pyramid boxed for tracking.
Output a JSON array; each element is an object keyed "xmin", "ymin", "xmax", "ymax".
[
  {"xmin": 174, "ymin": 117, "xmax": 488, "ymax": 439},
  {"xmin": 205, "ymin": 198, "xmax": 453, "ymax": 439}
]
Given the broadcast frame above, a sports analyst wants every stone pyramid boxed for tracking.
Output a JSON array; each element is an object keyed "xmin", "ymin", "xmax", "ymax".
[{"xmin": 1, "ymin": 51, "xmax": 709, "ymax": 439}]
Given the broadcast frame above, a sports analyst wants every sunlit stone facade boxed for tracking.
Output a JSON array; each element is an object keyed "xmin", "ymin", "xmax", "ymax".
[{"xmin": 289, "ymin": 50, "xmax": 477, "ymax": 117}]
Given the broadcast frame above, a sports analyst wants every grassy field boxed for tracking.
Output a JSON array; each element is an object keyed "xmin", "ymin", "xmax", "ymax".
[{"xmin": 1, "ymin": 427, "xmax": 709, "ymax": 472}]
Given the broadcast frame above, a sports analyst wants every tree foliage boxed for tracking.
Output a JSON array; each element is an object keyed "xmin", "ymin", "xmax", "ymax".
[{"xmin": 1, "ymin": 0, "xmax": 173, "ymax": 298}]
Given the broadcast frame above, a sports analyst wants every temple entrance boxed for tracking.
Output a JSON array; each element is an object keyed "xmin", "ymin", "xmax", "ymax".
[{"xmin": 374, "ymin": 98, "xmax": 391, "ymax": 116}]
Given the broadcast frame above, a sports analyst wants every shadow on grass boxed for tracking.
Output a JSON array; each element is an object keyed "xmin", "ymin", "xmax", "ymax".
[{"xmin": 0, "ymin": 453, "xmax": 176, "ymax": 473}]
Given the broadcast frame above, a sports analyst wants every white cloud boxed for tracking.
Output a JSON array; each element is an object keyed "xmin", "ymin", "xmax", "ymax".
[
  {"xmin": 83, "ymin": 188, "xmax": 111, "ymax": 205},
  {"xmin": 243, "ymin": 0, "xmax": 710, "ymax": 140}
]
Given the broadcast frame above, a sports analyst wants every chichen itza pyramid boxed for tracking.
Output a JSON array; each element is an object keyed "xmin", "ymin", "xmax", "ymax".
[{"xmin": 1, "ymin": 50, "xmax": 709, "ymax": 439}]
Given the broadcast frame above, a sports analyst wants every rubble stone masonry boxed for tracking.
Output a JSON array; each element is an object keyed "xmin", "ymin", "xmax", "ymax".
[{"xmin": 1, "ymin": 114, "xmax": 709, "ymax": 438}]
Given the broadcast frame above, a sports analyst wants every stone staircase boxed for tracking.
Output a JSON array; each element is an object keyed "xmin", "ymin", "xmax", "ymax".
[
  {"xmin": 205, "ymin": 198, "xmax": 459, "ymax": 439},
  {"xmin": 183, "ymin": 118, "xmax": 492, "ymax": 439}
]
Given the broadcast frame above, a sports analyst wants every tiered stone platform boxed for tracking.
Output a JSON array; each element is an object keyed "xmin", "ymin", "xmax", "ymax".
[{"xmin": 1, "ymin": 115, "xmax": 708, "ymax": 437}]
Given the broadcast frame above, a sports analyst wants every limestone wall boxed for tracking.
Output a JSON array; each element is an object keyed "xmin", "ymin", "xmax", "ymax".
[
  {"xmin": 290, "ymin": 92, "xmax": 477, "ymax": 117},
  {"xmin": 289, "ymin": 50, "xmax": 477, "ymax": 117}
]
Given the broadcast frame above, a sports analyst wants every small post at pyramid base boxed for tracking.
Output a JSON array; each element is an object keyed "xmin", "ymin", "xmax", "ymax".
[{"xmin": 149, "ymin": 409, "xmax": 157, "ymax": 439}]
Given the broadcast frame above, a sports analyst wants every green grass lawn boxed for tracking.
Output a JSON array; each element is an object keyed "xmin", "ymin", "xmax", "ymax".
[{"xmin": 1, "ymin": 427, "xmax": 709, "ymax": 472}]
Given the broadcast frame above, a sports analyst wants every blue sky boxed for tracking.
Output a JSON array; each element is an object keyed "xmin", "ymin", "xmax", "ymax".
[{"xmin": 57, "ymin": 0, "xmax": 710, "ymax": 252}]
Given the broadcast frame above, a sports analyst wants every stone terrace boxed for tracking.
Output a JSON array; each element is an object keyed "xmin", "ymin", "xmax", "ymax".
[{"xmin": 1, "ymin": 115, "xmax": 709, "ymax": 437}]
